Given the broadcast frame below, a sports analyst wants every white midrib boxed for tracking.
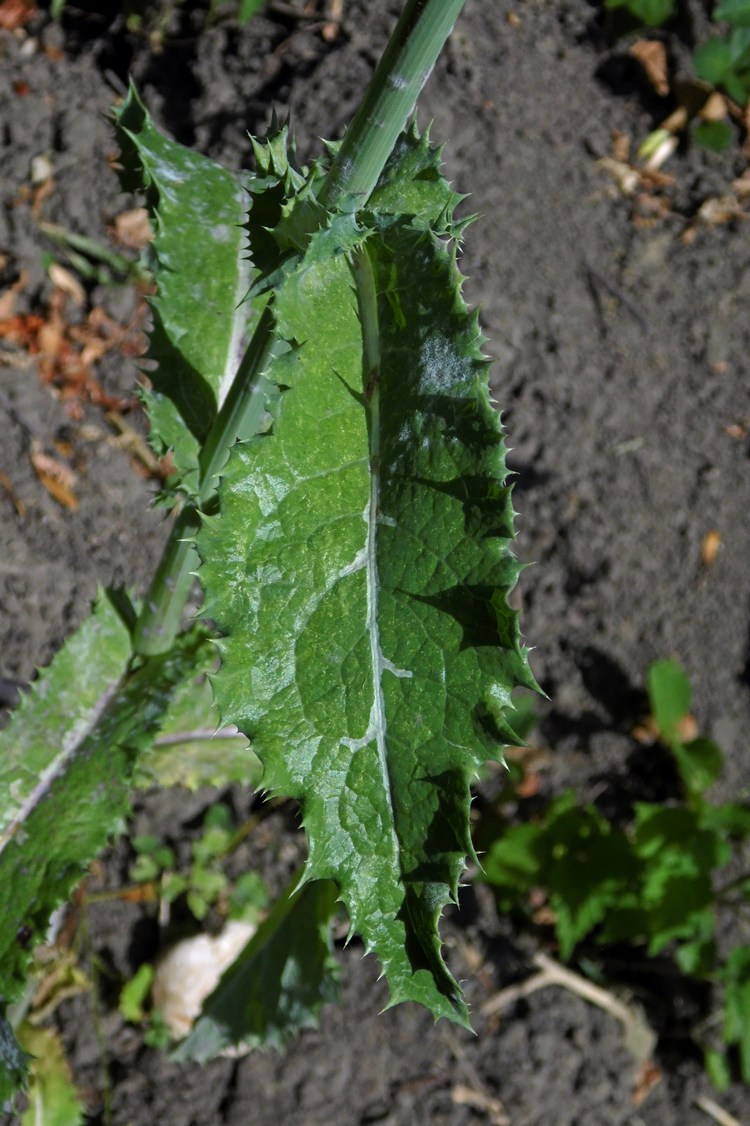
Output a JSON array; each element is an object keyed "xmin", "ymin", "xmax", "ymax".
[
  {"xmin": 352, "ymin": 246, "xmax": 403, "ymax": 851},
  {"xmin": 216, "ymin": 184, "xmax": 255, "ymax": 410},
  {"xmin": 0, "ymin": 679, "xmax": 122, "ymax": 856},
  {"xmin": 365, "ymin": 389, "xmax": 395, "ymax": 815}
]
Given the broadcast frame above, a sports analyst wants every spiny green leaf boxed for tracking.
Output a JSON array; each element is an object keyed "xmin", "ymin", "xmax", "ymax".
[
  {"xmin": 133, "ymin": 672, "xmax": 261, "ymax": 791},
  {"xmin": 198, "ymin": 130, "xmax": 537, "ymax": 1024},
  {"xmin": 0, "ymin": 1015, "xmax": 29, "ymax": 1108},
  {"xmin": 172, "ymin": 877, "xmax": 338, "ymax": 1060},
  {"xmin": 367, "ymin": 121, "xmax": 467, "ymax": 233},
  {"xmin": 114, "ymin": 84, "xmax": 255, "ymax": 489},
  {"xmin": 0, "ymin": 591, "xmax": 209, "ymax": 1072},
  {"xmin": 17, "ymin": 1024, "xmax": 84, "ymax": 1126}
]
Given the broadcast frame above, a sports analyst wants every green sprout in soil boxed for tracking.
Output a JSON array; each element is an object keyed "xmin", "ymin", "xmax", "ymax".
[
  {"xmin": 603, "ymin": 0, "xmax": 750, "ymax": 158},
  {"xmin": 479, "ymin": 659, "xmax": 750, "ymax": 1091}
]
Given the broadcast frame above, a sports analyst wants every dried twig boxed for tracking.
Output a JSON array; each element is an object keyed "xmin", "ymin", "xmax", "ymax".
[
  {"xmin": 585, "ymin": 259, "xmax": 651, "ymax": 335},
  {"xmin": 451, "ymin": 1083, "xmax": 509, "ymax": 1126},
  {"xmin": 482, "ymin": 952, "xmax": 656, "ymax": 1063},
  {"xmin": 695, "ymin": 1094, "xmax": 743, "ymax": 1126}
]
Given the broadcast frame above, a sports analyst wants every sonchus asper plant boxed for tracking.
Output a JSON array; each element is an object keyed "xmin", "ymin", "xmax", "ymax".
[{"xmin": 0, "ymin": 0, "xmax": 537, "ymax": 1099}]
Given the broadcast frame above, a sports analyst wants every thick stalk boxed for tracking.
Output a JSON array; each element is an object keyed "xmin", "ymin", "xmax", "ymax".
[
  {"xmin": 320, "ymin": 0, "xmax": 465, "ymax": 211},
  {"xmin": 133, "ymin": 0, "xmax": 466, "ymax": 655},
  {"xmin": 133, "ymin": 306, "xmax": 276, "ymax": 656}
]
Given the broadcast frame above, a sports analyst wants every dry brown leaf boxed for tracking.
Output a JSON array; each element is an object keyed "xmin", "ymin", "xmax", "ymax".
[
  {"xmin": 0, "ymin": 271, "xmax": 28, "ymax": 320},
  {"xmin": 0, "ymin": 0, "xmax": 36, "ymax": 30},
  {"xmin": 676, "ymin": 714, "xmax": 699, "ymax": 742},
  {"xmin": 111, "ymin": 207, "xmax": 152, "ymax": 250},
  {"xmin": 701, "ymin": 529, "xmax": 722, "ymax": 568},
  {"xmin": 516, "ymin": 772, "xmax": 541, "ymax": 799},
  {"xmin": 48, "ymin": 263, "xmax": 86, "ymax": 307},
  {"xmin": 731, "ymin": 172, "xmax": 750, "ymax": 200},
  {"xmin": 611, "ymin": 130, "xmax": 631, "ymax": 163},
  {"xmin": 630, "ymin": 39, "xmax": 669, "ymax": 97},
  {"xmin": 633, "ymin": 718, "xmax": 659, "ymax": 744},
  {"xmin": 0, "ymin": 471, "xmax": 26, "ymax": 516},
  {"xmin": 700, "ymin": 91, "xmax": 729, "ymax": 123},
  {"xmin": 452, "ymin": 1085, "xmax": 509, "ymax": 1126},
  {"xmin": 322, "ymin": 0, "xmax": 344, "ymax": 41},
  {"xmin": 632, "ymin": 1059, "xmax": 662, "ymax": 1106},
  {"xmin": 30, "ymin": 439, "xmax": 79, "ymax": 510},
  {"xmin": 597, "ymin": 157, "xmax": 640, "ymax": 197}
]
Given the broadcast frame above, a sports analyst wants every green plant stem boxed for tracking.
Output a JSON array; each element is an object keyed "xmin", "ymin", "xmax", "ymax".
[
  {"xmin": 133, "ymin": 305, "xmax": 276, "ymax": 656},
  {"xmin": 320, "ymin": 0, "xmax": 466, "ymax": 210},
  {"xmin": 133, "ymin": 0, "xmax": 466, "ymax": 656}
]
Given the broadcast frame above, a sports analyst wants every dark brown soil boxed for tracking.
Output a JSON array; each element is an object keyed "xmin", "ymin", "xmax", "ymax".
[{"xmin": 2, "ymin": 1, "xmax": 750, "ymax": 1123}]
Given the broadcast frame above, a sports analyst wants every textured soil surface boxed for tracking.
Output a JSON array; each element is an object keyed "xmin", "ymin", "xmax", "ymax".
[{"xmin": 2, "ymin": 1, "xmax": 750, "ymax": 1123}]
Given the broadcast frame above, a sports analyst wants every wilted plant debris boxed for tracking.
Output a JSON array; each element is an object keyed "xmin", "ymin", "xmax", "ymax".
[{"xmin": 0, "ymin": 275, "xmax": 143, "ymax": 417}]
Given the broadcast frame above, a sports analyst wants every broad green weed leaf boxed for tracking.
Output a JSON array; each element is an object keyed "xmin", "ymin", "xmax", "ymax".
[
  {"xmin": 694, "ymin": 36, "xmax": 750, "ymax": 103},
  {"xmin": 647, "ymin": 658, "xmax": 690, "ymax": 742},
  {"xmin": 605, "ymin": 0, "xmax": 674, "ymax": 25},
  {"xmin": 173, "ymin": 877, "xmax": 338, "ymax": 1060},
  {"xmin": 693, "ymin": 120, "xmax": 734, "ymax": 151},
  {"xmin": 481, "ymin": 823, "xmax": 545, "ymax": 901},
  {"xmin": 0, "ymin": 590, "xmax": 132, "ymax": 849},
  {"xmin": 134, "ymin": 672, "xmax": 262, "ymax": 791},
  {"xmin": 633, "ymin": 804, "xmax": 729, "ymax": 952},
  {"xmin": 238, "ymin": 0, "xmax": 266, "ymax": 22},
  {"xmin": 0, "ymin": 592, "xmax": 208, "ymax": 1090},
  {"xmin": 198, "ymin": 131, "xmax": 537, "ymax": 1024},
  {"xmin": 671, "ymin": 736, "xmax": 723, "ymax": 798},
  {"xmin": 535, "ymin": 795, "xmax": 638, "ymax": 958},
  {"xmin": 17, "ymin": 1024, "xmax": 84, "ymax": 1126},
  {"xmin": 0, "ymin": 1016, "xmax": 29, "ymax": 1109},
  {"xmin": 720, "ymin": 945, "xmax": 750, "ymax": 1081},
  {"xmin": 704, "ymin": 1047, "xmax": 732, "ymax": 1092},
  {"xmin": 715, "ymin": 0, "xmax": 750, "ymax": 27},
  {"xmin": 114, "ymin": 85, "xmax": 255, "ymax": 488},
  {"xmin": 700, "ymin": 801, "xmax": 750, "ymax": 839}
]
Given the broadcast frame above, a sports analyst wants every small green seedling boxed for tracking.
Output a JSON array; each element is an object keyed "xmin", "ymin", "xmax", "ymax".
[
  {"xmin": 128, "ymin": 803, "xmax": 269, "ymax": 923},
  {"xmin": 604, "ymin": 0, "xmax": 675, "ymax": 29},
  {"xmin": 480, "ymin": 659, "xmax": 750, "ymax": 1088},
  {"xmin": 694, "ymin": 0, "xmax": 750, "ymax": 108}
]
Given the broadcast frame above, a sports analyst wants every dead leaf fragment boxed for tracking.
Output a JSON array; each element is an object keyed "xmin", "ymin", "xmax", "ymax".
[
  {"xmin": 48, "ymin": 263, "xmax": 85, "ymax": 307},
  {"xmin": 0, "ymin": 471, "xmax": 26, "ymax": 516},
  {"xmin": 0, "ymin": 0, "xmax": 36, "ymax": 30},
  {"xmin": 611, "ymin": 130, "xmax": 631, "ymax": 163},
  {"xmin": 322, "ymin": 0, "xmax": 344, "ymax": 41},
  {"xmin": 111, "ymin": 207, "xmax": 152, "ymax": 250},
  {"xmin": 0, "ymin": 271, "xmax": 28, "ymax": 320},
  {"xmin": 701, "ymin": 529, "xmax": 721, "ymax": 568},
  {"xmin": 701, "ymin": 91, "xmax": 729, "ymax": 123},
  {"xmin": 30, "ymin": 439, "xmax": 79, "ymax": 510},
  {"xmin": 597, "ymin": 157, "xmax": 640, "ymax": 196},
  {"xmin": 30, "ymin": 153, "xmax": 54, "ymax": 186},
  {"xmin": 452, "ymin": 1084, "xmax": 509, "ymax": 1126},
  {"xmin": 632, "ymin": 1059, "xmax": 662, "ymax": 1106},
  {"xmin": 630, "ymin": 39, "xmax": 669, "ymax": 98},
  {"xmin": 676, "ymin": 713, "xmax": 699, "ymax": 743}
]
